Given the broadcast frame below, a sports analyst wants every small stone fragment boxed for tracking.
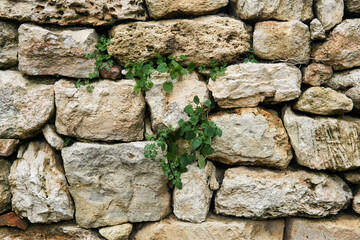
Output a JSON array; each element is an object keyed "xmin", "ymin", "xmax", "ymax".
[
  {"xmin": 353, "ymin": 189, "xmax": 360, "ymax": 214},
  {"xmin": 310, "ymin": 18, "xmax": 326, "ymax": 40},
  {"xmin": 345, "ymin": 0, "xmax": 360, "ymax": 12},
  {"xmin": 42, "ymin": 124, "xmax": 64, "ymax": 150},
  {"xmin": 0, "ymin": 21, "xmax": 18, "ymax": 69},
  {"xmin": 0, "ymin": 139, "xmax": 19, "ymax": 156},
  {"xmin": 302, "ymin": 63, "xmax": 333, "ymax": 86},
  {"xmin": 0, "ymin": 158, "xmax": 11, "ymax": 214},
  {"xmin": 315, "ymin": 0, "xmax": 344, "ymax": 31},
  {"xmin": 342, "ymin": 170, "xmax": 360, "ymax": 184},
  {"xmin": 99, "ymin": 223, "xmax": 133, "ymax": 240},
  {"xmin": 100, "ymin": 64, "xmax": 122, "ymax": 80},
  {"xmin": 0, "ymin": 212, "xmax": 28, "ymax": 230}
]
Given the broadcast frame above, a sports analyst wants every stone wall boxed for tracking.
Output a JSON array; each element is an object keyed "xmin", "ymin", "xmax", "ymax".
[{"xmin": 1, "ymin": 0, "xmax": 360, "ymax": 239}]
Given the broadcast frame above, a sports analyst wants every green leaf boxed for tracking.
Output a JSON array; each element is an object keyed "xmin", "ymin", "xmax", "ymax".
[
  {"xmin": 185, "ymin": 130, "xmax": 196, "ymax": 140},
  {"xmin": 204, "ymin": 100, "xmax": 212, "ymax": 108},
  {"xmin": 189, "ymin": 115, "xmax": 198, "ymax": 126},
  {"xmin": 163, "ymin": 82, "xmax": 173, "ymax": 93},
  {"xmin": 179, "ymin": 55, "xmax": 186, "ymax": 61},
  {"xmin": 215, "ymin": 128, "xmax": 223, "ymax": 137},
  {"xmin": 188, "ymin": 62, "xmax": 196, "ymax": 73},
  {"xmin": 134, "ymin": 86, "xmax": 142, "ymax": 92},
  {"xmin": 192, "ymin": 138, "xmax": 202, "ymax": 150},
  {"xmin": 157, "ymin": 62, "xmax": 169, "ymax": 73},
  {"xmin": 170, "ymin": 71, "xmax": 178, "ymax": 80},
  {"xmin": 202, "ymin": 144, "xmax": 214, "ymax": 155},
  {"xmin": 205, "ymin": 126, "xmax": 215, "ymax": 138},
  {"xmin": 184, "ymin": 105, "xmax": 193, "ymax": 115},
  {"xmin": 75, "ymin": 79, "xmax": 82, "ymax": 88},
  {"xmin": 193, "ymin": 96, "xmax": 200, "ymax": 105},
  {"xmin": 198, "ymin": 155, "xmax": 206, "ymax": 169}
]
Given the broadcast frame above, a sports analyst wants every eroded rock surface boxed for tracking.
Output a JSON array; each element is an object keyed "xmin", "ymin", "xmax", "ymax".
[
  {"xmin": 353, "ymin": 190, "xmax": 360, "ymax": 214},
  {"xmin": 302, "ymin": 63, "xmax": 333, "ymax": 86},
  {"xmin": 0, "ymin": 158, "xmax": 11, "ymax": 214},
  {"xmin": 310, "ymin": 18, "xmax": 326, "ymax": 40},
  {"xmin": 0, "ymin": 139, "xmax": 19, "ymax": 156},
  {"xmin": 42, "ymin": 124, "xmax": 64, "ymax": 151},
  {"xmin": 345, "ymin": 0, "xmax": 360, "ymax": 12},
  {"xmin": 315, "ymin": 0, "xmax": 344, "ymax": 31},
  {"xmin": 99, "ymin": 223, "xmax": 133, "ymax": 240},
  {"xmin": 342, "ymin": 170, "xmax": 360, "ymax": 184},
  {"xmin": 0, "ymin": 21, "xmax": 18, "ymax": 69}
]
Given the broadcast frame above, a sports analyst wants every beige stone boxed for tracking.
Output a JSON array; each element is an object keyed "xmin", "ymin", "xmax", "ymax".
[
  {"xmin": 18, "ymin": 23, "xmax": 98, "ymax": 78},
  {"xmin": 253, "ymin": 21, "xmax": 310, "ymax": 64},
  {"xmin": 342, "ymin": 170, "xmax": 360, "ymax": 184},
  {"xmin": 315, "ymin": 0, "xmax": 344, "ymax": 31},
  {"xmin": 215, "ymin": 166, "xmax": 352, "ymax": 218},
  {"xmin": 302, "ymin": 63, "xmax": 333, "ymax": 86},
  {"xmin": 207, "ymin": 63, "xmax": 302, "ymax": 108},
  {"xmin": 42, "ymin": 124, "xmax": 64, "ymax": 151},
  {"xmin": 310, "ymin": 18, "xmax": 326, "ymax": 40},
  {"xmin": 0, "ymin": 21, "xmax": 18, "ymax": 69},
  {"xmin": 99, "ymin": 224, "xmax": 133, "ymax": 240},
  {"xmin": 0, "ymin": 158, "xmax": 11, "ymax": 214},
  {"xmin": 353, "ymin": 190, "xmax": 360, "ymax": 214},
  {"xmin": 345, "ymin": 0, "xmax": 360, "ymax": 12},
  {"xmin": 132, "ymin": 214, "xmax": 284, "ymax": 240},
  {"xmin": 312, "ymin": 19, "xmax": 360, "ymax": 70},
  {"xmin": 0, "ymin": 70, "xmax": 54, "ymax": 139},
  {"xmin": 0, "ymin": 0, "xmax": 146, "ymax": 26},
  {"xmin": 55, "ymin": 79, "xmax": 145, "ymax": 142},
  {"xmin": 0, "ymin": 139, "xmax": 19, "ymax": 157},
  {"xmin": 108, "ymin": 15, "xmax": 251, "ymax": 66}
]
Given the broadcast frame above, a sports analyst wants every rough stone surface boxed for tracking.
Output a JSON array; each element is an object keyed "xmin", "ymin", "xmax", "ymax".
[
  {"xmin": 173, "ymin": 161, "xmax": 219, "ymax": 223},
  {"xmin": 18, "ymin": 23, "xmax": 98, "ymax": 78},
  {"xmin": 146, "ymin": 71, "xmax": 209, "ymax": 131},
  {"xmin": 315, "ymin": 0, "xmax": 344, "ymax": 31},
  {"xmin": 55, "ymin": 80, "xmax": 145, "ymax": 142},
  {"xmin": 0, "ymin": 21, "xmax": 18, "ymax": 69},
  {"xmin": 0, "ymin": 0, "xmax": 146, "ymax": 26},
  {"xmin": 312, "ymin": 19, "xmax": 360, "ymax": 70},
  {"xmin": 0, "ymin": 222, "xmax": 104, "ymax": 240},
  {"xmin": 108, "ymin": 15, "xmax": 251, "ymax": 66},
  {"xmin": 230, "ymin": 0, "xmax": 313, "ymax": 22},
  {"xmin": 42, "ymin": 124, "xmax": 64, "ymax": 151},
  {"xmin": 353, "ymin": 190, "xmax": 360, "ymax": 214},
  {"xmin": 132, "ymin": 214, "xmax": 285, "ymax": 240},
  {"xmin": 62, "ymin": 142, "xmax": 171, "ymax": 228},
  {"xmin": 207, "ymin": 63, "xmax": 302, "ymax": 108},
  {"xmin": 253, "ymin": 21, "xmax": 310, "ymax": 63},
  {"xmin": 0, "ymin": 139, "xmax": 19, "ymax": 157},
  {"xmin": 99, "ymin": 223, "xmax": 133, "ymax": 240},
  {"xmin": 345, "ymin": 0, "xmax": 360, "ymax": 12},
  {"xmin": 9, "ymin": 141, "xmax": 74, "ymax": 223},
  {"xmin": 342, "ymin": 170, "xmax": 360, "ymax": 184},
  {"xmin": 215, "ymin": 166, "xmax": 352, "ymax": 218},
  {"xmin": 283, "ymin": 106, "xmax": 360, "ymax": 171},
  {"xmin": 285, "ymin": 215, "xmax": 360, "ymax": 240},
  {"xmin": 302, "ymin": 63, "xmax": 333, "ymax": 86},
  {"xmin": 294, "ymin": 87, "xmax": 353, "ymax": 115},
  {"xmin": 0, "ymin": 70, "xmax": 54, "ymax": 139},
  {"xmin": 0, "ymin": 158, "xmax": 11, "ymax": 215},
  {"xmin": 0, "ymin": 212, "xmax": 28, "ymax": 230},
  {"xmin": 209, "ymin": 108, "xmax": 292, "ymax": 169},
  {"xmin": 145, "ymin": 0, "xmax": 228, "ymax": 19},
  {"xmin": 310, "ymin": 18, "xmax": 326, "ymax": 40}
]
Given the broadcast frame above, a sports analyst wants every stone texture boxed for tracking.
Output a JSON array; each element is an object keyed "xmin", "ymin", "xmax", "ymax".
[
  {"xmin": 9, "ymin": 141, "xmax": 74, "ymax": 223},
  {"xmin": 99, "ymin": 224, "xmax": 133, "ymax": 240},
  {"xmin": 207, "ymin": 63, "xmax": 302, "ymax": 108},
  {"xmin": 0, "ymin": 70, "xmax": 54, "ymax": 139},
  {"xmin": 145, "ymin": 0, "xmax": 228, "ymax": 19},
  {"xmin": 0, "ymin": 212, "xmax": 28, "ymax": 230},
  {"xmin": 342, "ymin": 170, "xmax": 360, "ymax": 184},
  {"xmin": 315, "ymin": 0, "xmax": 344, "ymax": 31},
  {"xmin": 173, "ymin": 161, "xmax": 219, "ymax": 223},
  {"xmin": 0, "ymin": 0, "xmax": 146, "ymax": 26},
  {"xmin": 0, "ymin": 158, "xmax": 11, "ymax": 214},
  {"xmin": 302, "ymin": 63, "xmax": 333, "ymax": 86},
  {"xmin": 146, "ymin": 71, "xmax": 209, "ymax": 131},
  {"xmin": 132, "ymin": 214, "xmax": 285, "ymax": 240},
  {"xmin": 0, "ymin": 21, "xmax": 18, "ymax": 69},
  {"xmin": 253, "ymin": 20, "xmax": 310, "ymax": 64},
  {"xmin": 285, "ymin": 215, "xmax": 360, "ymax": 240},
  {"xmin": 55, "ymin": 79, "xmax": 145, "ymax": 142},
  {"xmin": 18, "ymin": 23, "xmax": 98, "ymax": 78},
  {"xmin": 0, "ymin": 139, "xmax": 19, "ymax": 156},
  {"xmin": 62, "ymin": 142, "xmax": 171, "ymax": 228},
  {"xmin": 209, "ymin": 108, "xmax": 292, "ymax": 169},
  {"xmin": 230, "ymin": 0, "xmax": 313, "ymax": 22},
  {"xmin": 345, "ymin": 0, "xmax": 360, "ymax": 12},
  {"xmin": 215, "ymin": 166, "xmax": 352, "ymax": 218},
  {"xmin": 283, "ymin": 106, "xmax": 360, "ymax": 171},
  {"xmin": 294, "ymin": 87, "xmax": 353, "ymax": 115},
  {"xmin": 0, "ymin": 222, "xmax": 104, "ymax": 240},
  {"xmin": 42, "ymin": 124, "xmax": 64, "ymax": 151},
  {"xmin": 312, "ymin": 19, "xmax": 360, "ymax": 70},
  {"xmin": 108, "ymin": 15, "xmax": 251, "ymax": 66},
  {"xmin": 353, "ymin": 190, "xmax": 360, "ymax": 214},
  {"xmin": 310, "ymin": 18, "xmax": 326, "ymax": 40}
]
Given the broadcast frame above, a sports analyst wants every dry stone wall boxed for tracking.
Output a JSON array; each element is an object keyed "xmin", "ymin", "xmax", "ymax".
[{"xmin": 1, "ymin": 1, "xmax": 360, "ymax": 239}]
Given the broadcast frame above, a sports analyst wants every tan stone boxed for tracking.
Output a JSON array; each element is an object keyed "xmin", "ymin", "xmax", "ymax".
[
  {"xmin": 42, "ymin": 124, "xmax": 64, "ymax": 150},
  {"xmin": 353, "ymin": 190, "xmax": 360, "ymax": 214},
  {"xmin": 0, "ymin": 139, "xmax": 19, "ymax": 156},
  {"xmin": 342, "ymin": 170, "xmax": 360, "ymax": 184},
  {"xmin": 99, "ymin": 224, "xmax": 133, "ymax": 240},
  {"xmin": 55, "ymin": 80, "xmax": 145, "ymax": 142},
  {"xmin": 312, "ymin": 19, "xmax": 360, "ymax": 70},
  {"xmin": 345, "ymin": 0, "xmax": 360, "ymax": 12},
  {"xmin": 0, "ymin": 21, "xmax": 18, "ymax": 69},
  {"xmin": 253, "ymin": 21, "xmax": 310, "ymax": 64},
  {"xmin": 0, "ymin": 158, "xmax": 11, "ymax": 214},
  {"xmin": 108, "ymin": 15, "xmax": 251, "ymax": 66},
  {"xmin": 315, "ymin": 0, "xmax": 344, "ymax": 31},
  {"xmin": 310, "ymin": 18, "xmax": 326, "ymax": 40},
  {"xmin": 302, "ymin": 63, "xmax": 333, "ymax": 86}
]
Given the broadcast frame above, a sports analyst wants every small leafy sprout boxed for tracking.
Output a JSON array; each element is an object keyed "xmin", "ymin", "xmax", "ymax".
[
  {"xmin": 244, "ymin": 39, "xmax": 258, "ymax": 63},
  {"xmin": 63, "ymin": 138, "xmax": 74, "ymax": 148},
  {"xmin": 197, "ymin": 60, "xmax": 227, "ymax": 81},
  {"xmin": 75, "ymin": 79, "xmax": 94, "ymax": 93}
]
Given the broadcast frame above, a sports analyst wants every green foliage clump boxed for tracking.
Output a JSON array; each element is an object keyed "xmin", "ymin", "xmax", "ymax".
[
  {"xmin": 75, "ymin": 79, "xmax": 95, "ymax": 93},
  {"xmin": 63, "ymin": 138, "xmax": 74, "ymax": 148},
  {"xmin": 144, "ymin": 96, "xmax": 222, "ymax": 189},
  {"xmin": 198, "ymin": 60, "xmax": 227, "ymax": 81},
  {"xmin": 244, "ymin": 39, "xmax": 258, "ymax": 63}
]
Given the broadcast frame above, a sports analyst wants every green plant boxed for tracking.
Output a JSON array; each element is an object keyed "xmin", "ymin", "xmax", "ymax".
[
  {"xmin": 198, "ymin": 60, "xmax": 227, "ymax": 81},
  {"xmin": 244, "ymin": 39, "xmax": 258, "ymax": 63},
  {"xmin": 75, "ymin": 79, "xmax": 94, "ymax": 93},
  {"xmin": 144, "ymin": 96, "xmax": 222, "ymax": 189},
  {"xmin": 63, "ymin": 138, "xmax": 74, "ymax": 148}
]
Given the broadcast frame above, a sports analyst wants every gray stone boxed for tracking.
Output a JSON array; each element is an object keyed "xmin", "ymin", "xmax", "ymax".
[
  {"xmin": 0, "ymin": 21, "xmax": 18, "ymax": 69},
  {"xmin": 342, "ymin": 170, "xmax": 360, "ymax": 184},
  {"xmin": 353, "ymin": 189, "xmax": 360, "ymax": 214},
  {"xmin": 42, "ymin": 124, "xmax": 64, "ymax": 151},
  {"xmin": 0, "ymin": 139, "xmax": 19, "ymax": 156},
  {"xmin": 310, "ymin": 18, "xmax": 326, "ymax": 40},
  {"xmin": 345, "ymin": 0, "xmax": 360, "ymax": 12},
  {"xmin": 99, "ymin": 223, "xmax": 133, "ymax": 240},
  {"xmin": 0, "ymin": 158, "xmax": 11, "ymax": 214},
  {"xmin": 302, "ymin": 63, "xmax": 333, "ymax": 87},
  {"xmin": 315, "ymin": 0, "xmax": 344, "ymax": 31}
]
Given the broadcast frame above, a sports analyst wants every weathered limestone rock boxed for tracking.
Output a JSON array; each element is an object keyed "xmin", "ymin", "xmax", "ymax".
[
  {"xmin": 215, "ymin": 166, "xmax": 352, "ymax": 218},
  {"xmin": 146, "ymin": 72, "xmax": 209, "ymax": 131},
  {"xmin": 99, "ymin": 224, "xmax": 133, "ymax": 240},
  {"xmin": 302, "ymin": 63, "xmax": 333, "ymax": 86},
  {"xmin": 42, "ymin": 124, "xmax": 64, "ymax": 151},
  {"xmin": 108, "ymin": 15, "xmax": 251, "ymax": 66},
  {"xmin": 0, "ymin": 21, "xmax": 18, "ymax": 69},
  {"xmin": 0, "ymin": 71, "xmax": 54, "ymax": 139},
  {"xmin": 310, "ymin": 18, "xmax": 326, "ymax": 40},
  {"xmin": 283, "ymin": 106, "xmax": 360, "ymax": 171},
  {"xmin": 0, "ymin": 212, "xmax": 28, "ymax": 230},
  {"xmin": 209, "ymin": 108, "xmax": 292, "ymax": 169},
  {"xmin": 0, "ymin": 222, "xmax": 104, "ymax": 240},
  {"xmin": 230, "ymin": 0, "xmax": 313, "ymax": 22},
  {"xmin": 0, "ymin": 158, "xmax": 11, "ymax": 214},
  {"xmin": 62, "ymin": 142, "xmax": 171, "ymax": 228},
  {"xmin": 173, "ymin": 161, "xmax": 219, "ymax": 223},
  {"xmin": 342, "ymin": 170, "xmax": 360, "ymax": 184},
  {"xmin": 312, "ymin": 19, "xmax": 360, "ymax": 70},
  {"xmin": 132, "ymin": 214, "xmax": 285, "ymax": 240},
  {"xmin": 207, "ymin": 63, "xmax": 302, "ymax": 108},
  {"xmin": 285, "ymin": 215, "xmax": 360, "ymax": 240},
  {"xmin": 55, "ymin": 80, "xmax": 145, "ymax": 142},
  {"xmin": 253, "ymin": 21, "xmax": 310, "ymax": 63},
  {"xmin": 145, "ymin": 0, "xmax": 228, "ymax": 19},
  {"xmin": 294, "ymin": 87, "xmax": 353, "ymax": 115},
  {"xmin": 0, "ymin": 139, "xmax": 19, "ymax": 156},
  {"xmin": 315, "ymin": 0, "xmax": 344, "ymax": 31},
  {"xmin": 0, "ymin": 0, "xmax": 146, "ymax": 26},
  {"xmin": 345, "ymin": 0, "xmax": 360, "ymax": 12},
  {"xmin": 18, "ymin": 23, "xmax": 98, "ymax": 78},
  {"xmin": 353, "ymin": 190, "xmax": 360, "ymax": 213},
  {"xmin": 9, "ymin": 141, "xmax": 74, "ymax": 223}
]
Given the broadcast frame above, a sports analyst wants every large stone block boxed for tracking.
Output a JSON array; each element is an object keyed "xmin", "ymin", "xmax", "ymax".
[
  {"xmin": 0, "ymin": 21, "xmax": 18, "ymax": 69},
  {"xmin": 315, "ymin": 0, "xmax": 344, "ymax": 31},
  {"xmin": 0, "ymin": 158, "xmax": 11, "ymax": 215}
]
